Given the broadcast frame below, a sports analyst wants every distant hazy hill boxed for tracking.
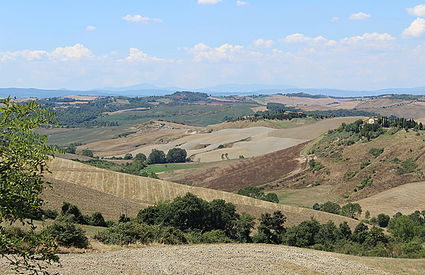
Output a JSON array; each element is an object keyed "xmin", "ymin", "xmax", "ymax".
[{"xmin": 1, "ymin": 84, "xmax": 424, "ymax": 98}]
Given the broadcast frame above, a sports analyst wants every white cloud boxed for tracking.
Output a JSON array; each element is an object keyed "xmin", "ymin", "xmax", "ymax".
[
  {"xmin": 236, "ymin": 1, "xmax": 247, "ymax": 6},
  {"xmin": 407, "ymin": 4, "xmax": 425, "ymax": 17},
  {"xmin": 0, "ymin": 44, "xmax": 92, "ymax": 62},
  {"xmin": 86, "ymin": 25, "xmax": 96, "ymax": 31},
  {"xmin": 0, "ymin": 50, "xmax": 48, "ymax": 62},
  {"xmin": 403, "ymin": 18, "xmax": 425, "ymax": 38},
  {"xmin": 198, "ymin": 0, "xmax": 222, "ymax": 5},
  {"xmin": 330, "ymin": 16, "xmax": 339, "ymax": 22},
  {"xmin": 340, "ymin": 32, "xmax": 395, "ymax": 44},
  {"xmin": 122, "ymin": 14, "xmax": 162, "ymax": 23},
  {"xmin": 190, "ymin": 43, "xmax": 243, "ymax": 62},
  {"xmin": 124, "ymin": 48, "xmax": 169, "ymax": 63},
  {"xmin": 349, "ymin": 12, "xmax": 371, "ymax": 20},
  {"xmin": 253, "ymin": 38, "xmax": 274, "ymax": 48},
  {"xmin": 283, "ymin": 33, "xmax": 331, "ymax": 44},
  {"xmin": 49, "ymin": 44, "xmax": 93, "ymax": 61}
]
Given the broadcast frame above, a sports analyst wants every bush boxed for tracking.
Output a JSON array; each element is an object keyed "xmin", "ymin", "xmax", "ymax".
[
  {"xmin": 397, "ymin": 158, "xmax": 418, "ymax": 175},
  {"xmin": 201, "ymin": 230, "xmax": 232, "ymax": 243},
  {"xmin": 360, "ymin": 160, "xmax": 371, "ymax": 170},
  {"xmin": 44, "ymin": 221, "xmax": 88, "ymax": 248},
  {"xmin": 319, "ymin": 201, "xmax": 341, "ymax": 214},
  {"xmin": 369, "ymin": 148, "xmax": 384, "ymax": 158},
  {"xmin": 81, "ymin": 149, "xmax": 94, "ymax": 157},
  {"xmin": 43, "ymin": 209, "xmax": 59, "ymax": 220},
  {"xmin": 166, "ymin": 148, "xmax": 187, "ymax": 163},
  {"xmin": 134, "ymin": 153, "xmax": 147, "ymax": 162},
  {"xmin": 94, "ymin": 222, "xmax": 187, "ymax": 245},
  {"xmin": 309, "ymin": 159, "xmax": 324, "ymax": 172},
  {"xmin": 341, "ymin": 203, "xmax": 362, "ymax": 219},
  {"xmin": 237, "ymin": 186, "xmax": 279, "ymax": 203},
  {"xmin": 89, "ymin": 212, "xmax": 107, "ymax": 227},
  {"xmin": 124, "ymin": 153, "xmax": 133, "ymax": 160},
  {"xmin": 61, "ymin": 202, "xmax": 88, "ymax": 224}
]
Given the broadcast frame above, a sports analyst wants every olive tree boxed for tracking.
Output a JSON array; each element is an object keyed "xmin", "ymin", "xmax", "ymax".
[{"xmin": 0, "ymin": 97, "xmax": 59, "ymax": 273}]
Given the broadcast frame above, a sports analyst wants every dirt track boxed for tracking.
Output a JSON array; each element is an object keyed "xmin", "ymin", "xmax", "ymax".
[{"xmin": 0, "ymin": 244, "xmax": 388, "ymax": 275}]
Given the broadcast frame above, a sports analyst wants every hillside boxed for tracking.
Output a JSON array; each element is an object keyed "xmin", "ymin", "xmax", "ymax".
[
  {"xmin": 356, "ymin": 181, "xmax": 425, "ymax": 217},
  {"xmin": 44, "ymin": 157, "xmax": 358, "ymax": 227},
  {"xmin": 269, "ymin": 125, "xmax": 425, "ymax": 209}
]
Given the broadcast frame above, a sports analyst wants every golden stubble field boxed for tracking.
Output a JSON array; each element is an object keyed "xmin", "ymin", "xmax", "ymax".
[{"xmin": 44, "ymin": 157, "xmax": 359, "ymax": 227}]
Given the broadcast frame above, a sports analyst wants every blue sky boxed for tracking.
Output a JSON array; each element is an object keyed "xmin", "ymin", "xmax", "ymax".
[{"xmin": 1, "ymin": 0, "xmax": 425, "ymax": 90}]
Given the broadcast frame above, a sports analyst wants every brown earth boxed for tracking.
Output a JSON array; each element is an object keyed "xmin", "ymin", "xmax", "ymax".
[
  {"xmin": 170, "ymin": 142, "xmax": 307, "ymax": 192},
  {"xmin": 43, "ymin": 158, "xmax": 358, "ymax": 228},
  {"xmin": 0, "ymin": 244, "xmax": 392, "ymax": 275}
]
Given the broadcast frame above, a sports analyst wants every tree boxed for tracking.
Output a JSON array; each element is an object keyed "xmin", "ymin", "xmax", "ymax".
[
  {"xmin": 134, "ymin": 153, "xmax": 147, "ymax": 162},
  {"xmin": 147, "ymin": 149, "xmax": 166, "ymax": 164},
  {"xmin": 82, "ymin": 149, "xmax": 94, "ymax": 157},
  {"xmin": 320, "ymin": 201, "xmax": 341, "ymax": 214},
  {"xmin": 90, "ymin": 212, "xmax": 107, "ymax": 227},
  {"xmin": 341, "ymin": 203, "xmax": 362, "ymax": 219},
  {"xmin": 235, "ymin": 213, "xmax": 255, "ymax": 243},
  {"xmin": 377, "ymin": 213, "xmax": 390, "ymax": 228},
  {"xmin": 123, "ymin": 153, "xmax": 133, "ymax": 160},
  {"xmin": 256, "ymin": 211, "xmax": 286, "ymax": 244},
  {"xmin": 0, "ymin": 97, "xmax": 59, "ymax": 272},
  {"xmin": 166, "ymin": 148, "xmax": 187, "ymax": 163}
]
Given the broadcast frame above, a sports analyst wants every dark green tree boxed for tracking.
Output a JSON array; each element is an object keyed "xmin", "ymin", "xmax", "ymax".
[
  {"xmin": 134, "ymin": 153, "xmax": 147, "ymax": 162},
  {"xmin": 341, "ymin": 203, "xmax": 362, "ymax": 219},
  {"xmin": 148, "ymin": 149, "xmax": 166, "ymax": 164},
  {"xmin": 377, "ymin": 213, "xmax": 390, "ymax": 228},
  {"xmin": 166, "ymin": 148, "xmax": 187, "ymax": 163},
  {"xmin": 90, "ymin": 212, "xmax": 107, "ymax": 227},
  {"xmin": 256, "ymin": 211, "xmax": 286, "ymax": 244}
]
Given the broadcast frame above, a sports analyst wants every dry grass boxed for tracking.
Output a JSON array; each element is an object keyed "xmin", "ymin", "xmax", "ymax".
[
  {"xmin": 44, "ymin": 158, "xmax": 359, "ymax": 228},
  {"xmin": 356, "ymin": 181, "xmax": 425, "ymax": 217}
]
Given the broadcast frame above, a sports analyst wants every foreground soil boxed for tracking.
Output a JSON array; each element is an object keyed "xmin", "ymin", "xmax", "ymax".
[{"xmin": 0, "ymin": 244, "xmax": 392, "ymax": 275}]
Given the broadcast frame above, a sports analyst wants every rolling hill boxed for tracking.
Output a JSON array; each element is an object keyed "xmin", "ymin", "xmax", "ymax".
[{"xmin": 44, "ymin": 157, "xmax": 358, "ymax": 227}]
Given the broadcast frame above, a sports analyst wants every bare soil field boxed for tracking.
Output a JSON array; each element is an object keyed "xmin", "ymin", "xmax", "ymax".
[
  {"xmin": 356, "ymin": 181, "xmax": 425, "ymax": 217},
  {"xmin": 0, "ymin": 244, "xmax": 395, "ymax": 275},
  {"xmin": 44, "ymin": 158, "xmax": 358, "ymax": 227},
  {"xmin": 83, "ymin": 117, "xmax": 358, "ymax": 163},
  {"xmin": 169, "ymin": 143, "xmax": 307, "ymax": 192}
]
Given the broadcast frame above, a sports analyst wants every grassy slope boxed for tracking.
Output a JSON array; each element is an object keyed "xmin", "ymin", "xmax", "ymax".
[
  {"xmin": 44, "ymin": 157, "xmax": 358, "ymax": 228},
  {"xmin": 270, "ymin": 129, "xmax": 425, "ymax": 213}
]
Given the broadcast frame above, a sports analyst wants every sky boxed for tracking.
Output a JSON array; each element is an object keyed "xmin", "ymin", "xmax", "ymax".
[{"xmin": 1, "ymin": 0, "xmax": 425, "ymax": 91}]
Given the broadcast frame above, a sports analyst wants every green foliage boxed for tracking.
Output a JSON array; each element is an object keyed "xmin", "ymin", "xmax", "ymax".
[
  {"xmin": 284, "ymin": 218, "xmax": 321, "ymax": 247},
  {"xmin": 137, "ymin": 193, "xmax": 242, "ymax": 239},
  {"xmin": 237, "ymin": 186, "xmax": 279, "ymax": 203},
  {"xmin": 369, "ymin": 148, "xmax": 384, "ymax": 158},
  {"xmin": 148, "ymin": 149, "xmax": 166, "ymax": 164},
  {"xmin": 134, "ymin": 153, "xmax": 147, "ymax": 162},
  {"xmin": 90, "ymin": 212, "xmax": 107, "ymax": 227},
  {"xmin": 94, "ymin": 222, "xmax": 187, "ymax": 245},
  {"xmin": 360, "ymin": 159, "xmax": 371, "ymax": 170},
  {"xmin": 123, "ymin": 153, "xmax": 133, "ymax": 160},
  {"xmin": 377, "ymin": 214, "xmax": 390, "ymax": 228},
  {"xmin": 234, "ymin": 213, "xmax": 256, "ymax": 243},
  {"xmin": 166, "ymin": 148, "xmax": 187, "ymax": 163},
  {"xmin": 81, "ymin": 149, "xmax": 94, "ymax": 157},
  {"xmin": 341, "ymin": 203, "xmax": 362, "ymax": 219},
  {"xmin": 0, "ymin": 97, "xmax": 59, "ymax": 272},
  {"xmin": 346, "ymin": 170, "xmax": 359, "ymax": 180},
  {"xmin": 44, "ymin": 221, "xmax": 88, "ymax": 248},
  {"xmin": 357, "ymin": 177, "xmax": 373, "ymax": 191},
  {"xmin": 388, "ymin": 215, "xmax": 417, "ymax": 242},
  {"xmin": 315, "ymin": 201, "xmax": 341, "ymax": 214},
  {"xmin": 397, "ymin": 158, "xmax": 418, "ymax": 175},
  {"xmin": 254, "ymin": 211, "xmax": 286, "ymax": 244},
  {"xmin": 61, "ymin": 202, "xmax": 88, "ymax": 224},
  {"xmin": 308, "ymin": 159, "xmax": 324, "ymax": 172}
]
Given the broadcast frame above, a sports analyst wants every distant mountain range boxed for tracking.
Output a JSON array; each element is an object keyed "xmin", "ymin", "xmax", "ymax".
[{"xmin": 1, "ymin": 83, "xmax": 425, "ymax": 98}]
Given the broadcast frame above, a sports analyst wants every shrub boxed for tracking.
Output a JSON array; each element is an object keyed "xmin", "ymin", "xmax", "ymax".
[
  {"xmin": 134, "ymin": 153, "xmax": 147, "ymax": 162},
  {"xmin": 357, "ymin": 177, "xmax": 373, "ymax": 191},
  {"xmin": 341, "ymin": 203, "xmax": 362, "ymax": 219},
  {"xmin": 44, "ymin": 221, "xmax": 88, "ymax": 248},
  {"xmin": 309, "ymin": 159, "xmax": 324, "ymax": 172},
  {"xmin": 201, "ymin": 230, "xmax": 232, "ymax": 243},
  {"xmin": 237, "ymin": 186, "xmax": 279, "ymax": 203},
  {"xmin": 397, "ymin": 158, "xmax": 418, "ymax": 175},
  {"xmin": 81, "ymin": 149, "xmax": 94, "ymax": 157},
  {"xmin": 61, "ymin": 202, "xmax": 88, "ymax": 224},
  {"xmin": 123, "ymin": 153, "xmax": 133, "ymax": 160},
  {"xmin": 43, "ymin": 209, "xmax": 59, "ymax": 220},
  {"xmin": 360, "ymin": 160, "xmax": 371, "ymax": 170},
  {"xmin": 369, "ymin": 148, "xmax": 384, "ymax": 158},
  {"xmin": 89, "ymin": 212, "xmax": 107, "ymax": 227},
  {"xmin": 320, "ymin": 201, "xmax": 341, "ymax": 214}
]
